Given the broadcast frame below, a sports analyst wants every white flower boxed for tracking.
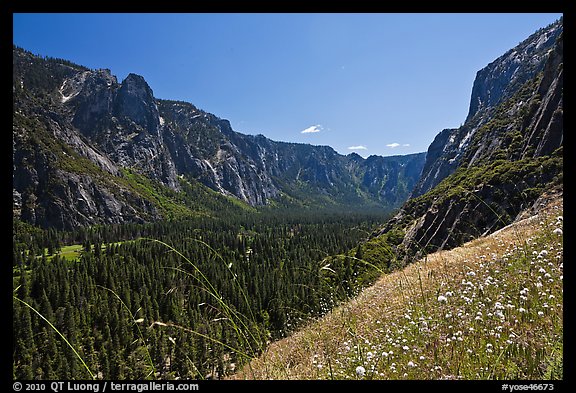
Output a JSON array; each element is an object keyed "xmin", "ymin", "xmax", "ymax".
[
  {"xmin": 382, "ymin": 351, "xmax": 389, "ymax": 358},
  {"xmin": 402, "ymin": 345, "xmax": 410, "ymax": 351},
  {"xmin": 437, "ymin": 295, "xmax": 448, "ymax": 303},
  {"xmin": 519, "ymin": 307, "xmax": 526, "ymax": 313},
  {"xmin": 356, "ymin": 366, "xmax": 366, "ymax": 378},
  {"xmin": 538, "ymin": 311, "xmax": 544, "ymax": 316},
  {"xmin": 553, "ymin": 228, "xmax": 563, "ymax": 236},
  {"xmin": 407, "ymin": 361, "xmax": 416, "ymax": 367},
  {"xmin": 445, "ymin": 291, "xmax": 454, "ymax": 297}
]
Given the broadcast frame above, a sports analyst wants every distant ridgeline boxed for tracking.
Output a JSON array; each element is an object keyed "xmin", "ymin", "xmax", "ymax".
[{"xmin": 13, "ymin": 45, "xmax": 425, "ymax": 231}]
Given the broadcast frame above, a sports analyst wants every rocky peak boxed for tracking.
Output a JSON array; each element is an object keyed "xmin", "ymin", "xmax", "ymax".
[
  {"xmin": 374, "ymin": 21, "xmax": 563, "ymax": 264},
  {"xmin": 113, "ymin": 73, "xmax": 160, "ymax": 134},
  {"xmin": 411, "ymin": 19, "xmax": 562, "ymax": 198},
  {"xmin": 466, "ymin": 19, "xmax": 562, "ymax": 122},
  {"xmin": 70, "ymin": 69, "xmax": 119, "ymax": 137}
]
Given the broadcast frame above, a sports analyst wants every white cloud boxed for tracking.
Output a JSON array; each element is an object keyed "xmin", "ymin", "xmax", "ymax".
[
  {"xmin": 348, "ymin": 145, "xmax": 368, "ymax": 150},
  {"xmin": 301, "ymin": 125, "xmax": 323, "ymax": 134},
  {"xmin": 386, "ymin": 143, "xmax": 410, "ymax": 148}
]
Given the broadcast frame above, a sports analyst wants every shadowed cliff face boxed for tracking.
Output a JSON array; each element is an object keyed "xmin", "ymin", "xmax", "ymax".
[
  {"xmin": 374, "ymin": 24, "xmax": 563, "ymax": 263},
  {"xmin": 411, "ymin": 20, "xmax": 562, "ymax": 198},
  {"xmin": 12, "ymin": 47, "xmax": 425, "ymax": 230}
]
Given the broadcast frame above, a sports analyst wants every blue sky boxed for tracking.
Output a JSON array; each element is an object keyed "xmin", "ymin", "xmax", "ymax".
[{"xmin": 13, "ymin": 13, "xmax": 562, "ymax": 157}]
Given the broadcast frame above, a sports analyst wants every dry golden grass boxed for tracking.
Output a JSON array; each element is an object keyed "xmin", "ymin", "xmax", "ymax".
[{"xmin": 232, "ymin": 195, "xmax": 563, "ymax": 380}]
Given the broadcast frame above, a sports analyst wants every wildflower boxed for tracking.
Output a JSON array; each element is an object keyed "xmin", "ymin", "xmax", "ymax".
[
  {"xmin": 419, "ymin": 356, "xmax": 426, "ymax": 360},
  {"xmin": 382, "ymin": 351, "xmax": 389, "ymax": 358},
  {"xmin": 553, "ymin": 228, "xmax": 563, "ymax": 236},
  {"xmin": 402, "ymin": 345, "xmax": 410, "ymax": 351},
  {"xmin": 538, "ymin": 311, "xmax": 544, "ymax": 316},
  {"xmin": 520, "ymin": 288, "xmax": 529, "ymax": 296},
  {"xmin": 445, "ymin": 291, "xmax": 454, "ymax": 297},
  {"xmin": 437, "ymin": 295, "xmax": 448, "ymax": 303},
  {"xmin": 519, "ymin": 307, "xmax": 526, "ymax": 313},
  {"xmin": 407, "ymin": 361, "xmax": 416, "ymax": 367},
  {"xmin": 356, "ymin": 366, "xmax": 366, "ymax": 378}
]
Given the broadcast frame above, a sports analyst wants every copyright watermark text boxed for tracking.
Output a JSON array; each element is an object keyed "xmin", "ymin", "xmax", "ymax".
[{"xmin": 13, "ymin": 382, "xmax": 199, "ymax": 392}]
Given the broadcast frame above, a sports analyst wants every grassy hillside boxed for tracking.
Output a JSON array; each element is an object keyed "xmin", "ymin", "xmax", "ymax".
[{"xmin": 233, "ymin": 193, "xmax": 563, "ymax": 380}]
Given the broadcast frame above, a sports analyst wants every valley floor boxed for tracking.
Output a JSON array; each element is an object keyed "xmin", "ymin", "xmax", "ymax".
[{"xmin": 232, "ymin": 195, "xmax": 563, "ymax": 380}]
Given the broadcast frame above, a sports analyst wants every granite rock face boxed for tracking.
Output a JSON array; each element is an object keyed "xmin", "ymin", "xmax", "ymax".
[
  {"xmin": 13, "ymin": 47, "xmax": 425, "ymax": 229},
  {"xmin": 374, "ymin": 21, "xmax": 563, "ymax": 263},
  {"xmin": 411, "ymin": 20, "xmax": 562, "ymax": 198}
]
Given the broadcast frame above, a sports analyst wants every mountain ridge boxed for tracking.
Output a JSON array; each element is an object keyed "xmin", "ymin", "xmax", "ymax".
[
  {"xmin": 411, "ymin": 19, "xmax": 562, "ymax": 198},
  {"xmin": 369, "ymin": 20, "xmax": 562, "ymax": 264},
  {"xmin": 12, "ymin": 46, "xmax": 426, "ymax": 230}
]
